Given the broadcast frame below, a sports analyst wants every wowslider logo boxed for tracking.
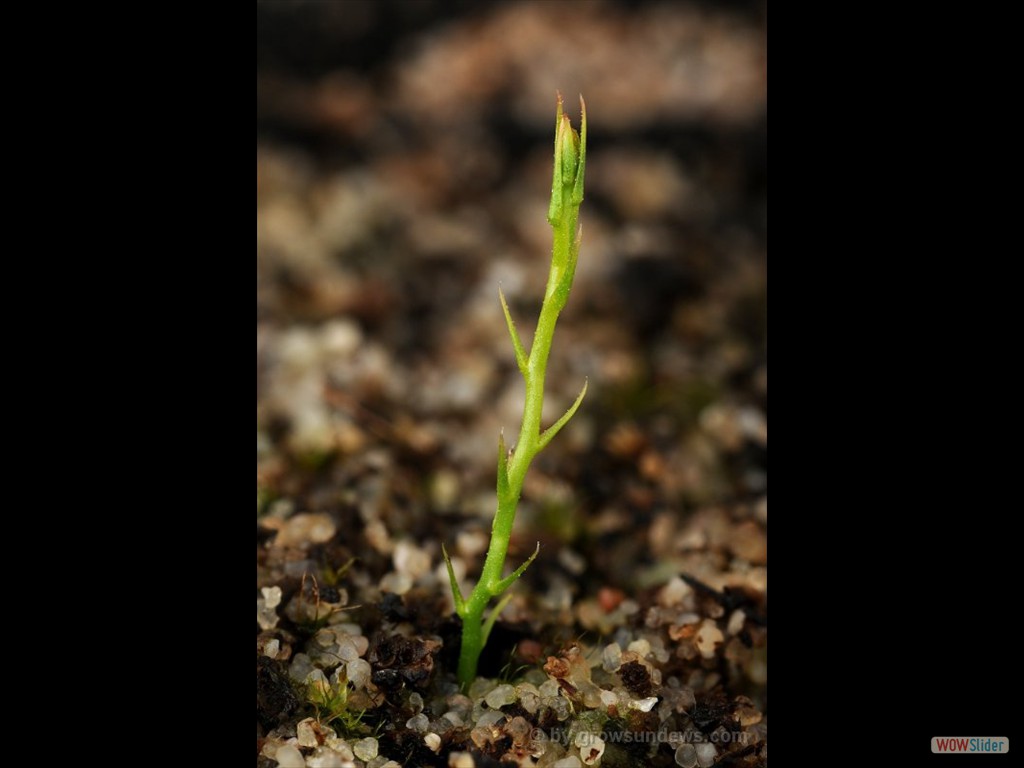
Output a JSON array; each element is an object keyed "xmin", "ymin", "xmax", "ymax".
[{"xmin": 931, "ymin": 737, "xmax": 1009, "ymax": 754}]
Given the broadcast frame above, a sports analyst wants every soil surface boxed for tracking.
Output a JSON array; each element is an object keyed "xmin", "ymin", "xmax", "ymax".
[{"xmin": 258, "ymin": 2, "xmax": 766, "ymax": 766}]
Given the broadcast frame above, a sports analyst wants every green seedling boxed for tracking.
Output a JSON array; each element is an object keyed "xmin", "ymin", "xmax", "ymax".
[
  {"xmin": 306, "ymin": 673, "xmax": 370, "ymax": 736},
  {"xmin": 444, "ymin": 93, "xmax": 588, "ymax": 687}
]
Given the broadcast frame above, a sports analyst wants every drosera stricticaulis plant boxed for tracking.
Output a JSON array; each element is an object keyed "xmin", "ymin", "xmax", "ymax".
[{"xmin": 443, "ymin": 93, "xmax": 588, "ymax": 688}]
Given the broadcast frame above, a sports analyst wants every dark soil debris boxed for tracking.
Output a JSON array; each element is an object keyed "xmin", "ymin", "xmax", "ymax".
[
  {"xmin": 257, "ymin": 656, "xmax": 300, "ymax": 726},
  {"xmin": 369, "ymin": 633, "xmax": 443, "ymax": 689},
  {"xmin": 619, "ymin": 659, "xmax": 655, "ymax": 698}
]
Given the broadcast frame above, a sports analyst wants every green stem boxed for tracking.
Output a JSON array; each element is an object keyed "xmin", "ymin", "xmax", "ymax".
[
  {"xmin": 456, "ymin": 602, "xmax": 483, "ymax": 685},
  {"xmin": 455, "ymin": 226, "xmax": 572, "ymax": 687}
]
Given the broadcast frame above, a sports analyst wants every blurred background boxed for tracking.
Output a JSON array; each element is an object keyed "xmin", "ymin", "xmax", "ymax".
[{"xmin": 258, "ymin": 0, "xmax": 766, "ymax": 605}]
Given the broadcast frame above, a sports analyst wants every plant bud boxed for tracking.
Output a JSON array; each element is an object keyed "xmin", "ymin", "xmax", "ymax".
[{"xmin": 548, "ymin": 93, "xmax": 587, "ymax": 226}]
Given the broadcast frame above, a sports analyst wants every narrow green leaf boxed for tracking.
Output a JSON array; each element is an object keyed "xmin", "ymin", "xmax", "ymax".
[
  {"xmin": 441, "ymin": 543, "xmax": 466, "ymax": 616},
  {"xmin": 499, "ymin": 287, "xmax": 529, "ymax": 376},
  {"xmin": 548, "ymin": 93, "xmax": 565, "ymax": 226},
  {"xmin": 572, "ymin": 94, "xmax": 587, "ymax": 206},
  {"xmin": 557, "ymin": 222, "xmax": 583, "ymax": 304},
  {"xmin": 538, "ymin": 378, "xmax": 588, "ymax": 452},
  {"xmin": 492, "ymin": 541, "xmax": 540, "ymax": 595},
  {"xmin": 481, "ymin": 591, "xmax": 515, "ymax": 646}
]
